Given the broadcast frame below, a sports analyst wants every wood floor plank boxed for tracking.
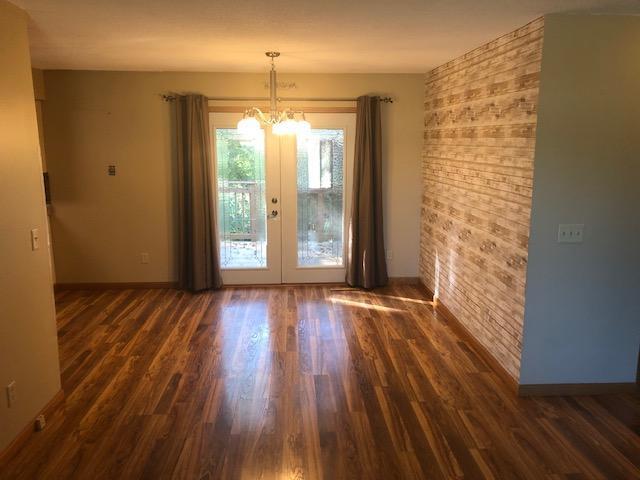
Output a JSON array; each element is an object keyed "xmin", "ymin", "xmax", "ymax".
[{"xmin": 1, "ymin": 285, "xmax": 639, "ymax": 479}]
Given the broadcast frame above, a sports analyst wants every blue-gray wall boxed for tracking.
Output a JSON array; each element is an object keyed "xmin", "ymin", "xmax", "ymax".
[{"xmin": 520, "ymin": 14, "xmax": 640, "ymax": 385}]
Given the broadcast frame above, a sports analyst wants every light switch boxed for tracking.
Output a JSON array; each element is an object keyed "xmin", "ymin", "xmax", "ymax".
[
  {"xmin": 140, "ymin": 252, "xmax": 150, "ymax": 264},
  {"xmin": 31, "ymin": 228, "xmax": 40, "ymax": 250},
  {"xmin": 6, "ymin": 381, "xmax": 16, "ymax": 407},
  {"xmin": 558, "ymin": 224, "xmax": 584, "ymax": 243}
]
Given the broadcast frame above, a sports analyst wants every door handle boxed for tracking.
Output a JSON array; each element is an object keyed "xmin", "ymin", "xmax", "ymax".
[{"xmin": 267, "ymin": 210, "xmax": 278, "ymax": 219}]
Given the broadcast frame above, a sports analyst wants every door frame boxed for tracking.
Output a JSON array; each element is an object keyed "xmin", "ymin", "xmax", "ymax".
[{"xmin": 209, "ymin": 106, "xmax": 356, "ymax": 285}]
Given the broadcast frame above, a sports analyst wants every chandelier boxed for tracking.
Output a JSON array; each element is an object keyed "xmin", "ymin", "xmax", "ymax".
[{"xmin": 237, "ymin": 52, "xmax": 311, "ymax": 136}]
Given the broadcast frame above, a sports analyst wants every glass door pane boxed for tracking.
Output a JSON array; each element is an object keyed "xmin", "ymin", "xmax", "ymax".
[
  {"xmin": 280, "ymin": 112, "xmax": 355, "ymax": 284},
  {"xmin": 296, "ymin": 129, "xmax": 345, "ymax": 267},
  {"xmin": 215, "ymin": 128, "xmax": 267, "ymax": 269}
]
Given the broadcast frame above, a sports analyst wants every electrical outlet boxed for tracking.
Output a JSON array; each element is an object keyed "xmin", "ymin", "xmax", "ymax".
[
  {"xmin": 558, "ymin": 224, "xmax": 584, "ymax": 244},
  {"xmin": 140, "ymin": 252, "xmax": 150, "ymax": 264},
  {"xmin": 31, "ymin": 228, "xmax": 40, "ymax": 251},
  {"xmin": 6, "ymin": 381, "xmax": 16, "ymax": 407}
]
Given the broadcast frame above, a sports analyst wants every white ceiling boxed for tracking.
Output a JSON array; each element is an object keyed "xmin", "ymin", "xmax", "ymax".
[{"xmin": 12, "ymin": 0, "xmax": 640, "ymax": 73}]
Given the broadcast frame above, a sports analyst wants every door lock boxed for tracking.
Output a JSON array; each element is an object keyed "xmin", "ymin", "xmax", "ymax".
[
  {"xmin": 267, "ymin": 210, "xmax": 278, "ymax": 219},
  {"xmin": 271, "ymin": 197, "xmax": 278, "ymax": 204}
]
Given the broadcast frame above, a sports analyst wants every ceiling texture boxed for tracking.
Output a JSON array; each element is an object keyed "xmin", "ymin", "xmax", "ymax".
[{"xmin": 12, "ymin": 0, "xmax": 640, "ymax": 73}]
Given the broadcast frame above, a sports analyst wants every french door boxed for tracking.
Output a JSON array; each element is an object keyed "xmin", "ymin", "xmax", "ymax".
[{"xmin": 210, "ymin": 111, "xmax": 355, "ymax": 284}]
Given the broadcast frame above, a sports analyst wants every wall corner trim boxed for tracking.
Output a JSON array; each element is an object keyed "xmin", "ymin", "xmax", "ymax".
[
  {"xmin": 0, "ymin": 389, "xmax": 65, "ymax": 466},
  {"xmin": 418, "ymin": 281, "xmax": 519, "ymax": 396}
]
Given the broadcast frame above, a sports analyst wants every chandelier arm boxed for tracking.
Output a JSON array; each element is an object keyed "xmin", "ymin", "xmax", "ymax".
[{"xmin": 252, "ymin": 108, "xmax": 268, "ymax": 123}]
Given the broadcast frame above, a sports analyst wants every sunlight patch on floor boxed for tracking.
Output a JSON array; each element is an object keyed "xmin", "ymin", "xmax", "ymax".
[{"xmin": 329, "ymin": 296, "xmax": 405, "ymax": 313}]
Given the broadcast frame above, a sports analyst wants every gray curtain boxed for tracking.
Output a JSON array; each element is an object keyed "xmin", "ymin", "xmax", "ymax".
[
  {"xmin": 175, "ymin": 94, "xmax": 222, "ymax": 291},
  {"xmin": 346, "ymin": 96, "xmax": 388, "ymax": 289}
]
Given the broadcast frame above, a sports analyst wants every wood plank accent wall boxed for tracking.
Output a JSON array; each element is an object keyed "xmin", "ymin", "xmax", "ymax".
[{"xmin": 420, "ymin": 18, "xmax": 544, "ymax": 380}]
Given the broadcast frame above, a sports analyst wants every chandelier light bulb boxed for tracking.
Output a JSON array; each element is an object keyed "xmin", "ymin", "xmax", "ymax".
[
  {"xmin": 282, "ymin": 118, "xmax": 298, "ymax": 135},
  {"xmin": 296, "ymin": 119, "xmax": 311, "ymax": 137},
  {"xmin": 237, "ymin": 116, "xmax": 260, "ymax": 135},
  {"xmin": 272, "ymin": 121, "xmax": 286, "ymax": 135}
]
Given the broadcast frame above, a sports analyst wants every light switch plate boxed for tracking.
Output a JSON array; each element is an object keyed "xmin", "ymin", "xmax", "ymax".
[
  {"xmin": 558, "ymin": 224, "xmax": 584, "ymax": 243},
  {"xmin": 6, "ymin": 381, "xmax": 16, "ymax": 407},
  {"xmin": 140, "ymin": 252, "xmax": 150, "ymax": 264},
  {"xmin": 30, "ymin": 228, "xmax": 40, "ymax": 250}
]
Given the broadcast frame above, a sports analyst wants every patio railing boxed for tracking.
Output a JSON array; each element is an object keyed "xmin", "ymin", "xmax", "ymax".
[{"xmin": 218, "ymin": 180, "xmax": 260, "ymax": 241}]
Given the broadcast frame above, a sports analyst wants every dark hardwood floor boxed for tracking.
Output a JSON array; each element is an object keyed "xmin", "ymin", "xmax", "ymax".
[{"xmin": 1, "ymin": 285, "xmax": 639, "ymax": 479}]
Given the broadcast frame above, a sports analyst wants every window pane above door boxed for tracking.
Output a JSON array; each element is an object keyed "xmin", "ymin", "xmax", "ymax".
[
  {"xmin": 215, "ymin": 128, "xmax": 267, "ymax": 269},
  {"xmin": 296, "ymin": 129, "xmax": 345, "ymax": 267}
]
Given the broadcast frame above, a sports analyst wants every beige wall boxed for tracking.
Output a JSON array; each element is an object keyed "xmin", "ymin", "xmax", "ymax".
[
  {"xmin": 0, "ymin": 0, "xmax": 61, "ymax": 451},
  {"xmin": 520, "ymin": 14, "xmax": 640, "ymax": 385},
  {"xmin": 420, "ymin": 18, "xmax": 543, "ymax": 380},
  {"xmin": 43, "ymin": 71, "xmax": 424, "ymax": 283}
]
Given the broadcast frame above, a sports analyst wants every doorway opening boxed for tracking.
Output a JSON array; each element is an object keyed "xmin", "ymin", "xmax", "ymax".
[{"xmin": 210, "ymin": 111, "xmax": 356, "ymax": 284}]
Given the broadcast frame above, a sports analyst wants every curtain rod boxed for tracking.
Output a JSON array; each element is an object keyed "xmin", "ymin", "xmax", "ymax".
[{"xmin": 161, "ymin": 94, "xmax": 393, "ymax": 103}]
